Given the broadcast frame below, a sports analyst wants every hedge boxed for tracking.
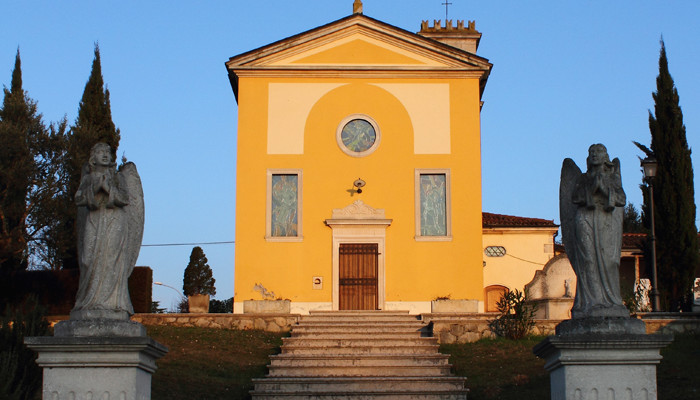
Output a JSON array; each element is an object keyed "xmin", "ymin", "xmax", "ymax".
[{"xmin": 0, "ymin": 266, "xmax": 152, "ymax": 315}]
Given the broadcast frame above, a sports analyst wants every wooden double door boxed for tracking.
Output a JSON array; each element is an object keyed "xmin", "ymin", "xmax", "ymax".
[{"xmin": 338, "ymin": 243, "xmax": 378, "ymax": 310}]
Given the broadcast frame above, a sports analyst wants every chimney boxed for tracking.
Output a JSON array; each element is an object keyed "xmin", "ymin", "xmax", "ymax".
[{"xmin": 418, "ymin": 19, "xmax": 482, "ymax": 53}]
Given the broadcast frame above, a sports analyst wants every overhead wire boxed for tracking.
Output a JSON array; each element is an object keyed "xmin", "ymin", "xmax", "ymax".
[
  {"xmin": 141, "ymin": 241, "xmax": 235, "ymax": 247},
  {"xmin": 504, "ymin": 253, "xmax": 546, "ymax": 266}
]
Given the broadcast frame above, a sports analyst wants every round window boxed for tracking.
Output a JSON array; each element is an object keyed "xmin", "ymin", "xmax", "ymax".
[{"xmin": 336, "ymin": 114, "xmax": 380, "ymax": 157}]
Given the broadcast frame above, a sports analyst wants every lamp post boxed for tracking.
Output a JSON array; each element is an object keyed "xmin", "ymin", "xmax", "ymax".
[
  {"xmin": 154, "ymin": 281, "xmax": 186, "ymax": 311},
  {"xmin": 641, "ymin": 157, "xmax": 662, "ymax": 312}
]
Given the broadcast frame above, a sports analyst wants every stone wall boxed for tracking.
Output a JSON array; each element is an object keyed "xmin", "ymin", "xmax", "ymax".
[
  {"xmin": 422, "ymin": 313, "xmax": 560, "ymax": 344},
  {"xmin": 427, "ymin": 313, "xmax": 700, "ymax": 343},
  {"xmin": 638, "ymin": 312, "xmax": 700, "ymax": 335},
  {"xmin": 46, "ymin": 312, "xmax": 700, "ymax": 343},
  {"xmin": 47, "ymin": 313, "xmax": 300, "ymax": 333},
  {"xmin": 132, "ymin": 313, "xmax": 299, "ymax": 332}
]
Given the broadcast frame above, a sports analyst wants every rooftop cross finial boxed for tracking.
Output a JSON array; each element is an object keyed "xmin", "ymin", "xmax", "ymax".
[
  {"xmin": 353, "ymin": 0, "xmax": 363, "ymax": 14},
  {"xmin": 442, "ymin": 0, "xmax": 453, "ymax": 21}
]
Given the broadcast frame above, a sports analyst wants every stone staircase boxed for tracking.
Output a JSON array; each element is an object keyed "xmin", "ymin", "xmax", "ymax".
[{"xmin": 250, "ymin": 310, "xmax": 468, "ymax": 399}]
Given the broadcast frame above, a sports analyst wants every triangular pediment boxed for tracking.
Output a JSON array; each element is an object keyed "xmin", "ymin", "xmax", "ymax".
[
  {"xmin": 265, "ymin": 29, "xmax": 450, "ymax": 67},
  {"xmin": 227, "ymin": 14, "xmax": 491, "ymax": 71},
  {"xmin": 285, "ymin": 36, "xmax": 435, "ymax": 66}
]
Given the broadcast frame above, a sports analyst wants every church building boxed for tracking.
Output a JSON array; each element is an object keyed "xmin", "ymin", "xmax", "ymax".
[{"xmin": 226, "ymin": 2, "xmax": 492, "ymax": 314}]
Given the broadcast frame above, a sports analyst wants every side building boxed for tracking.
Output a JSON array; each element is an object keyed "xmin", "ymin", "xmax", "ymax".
[
  {"xmin": 226, "ymin": 9, "xmax": 492, "ymax": 313},
  {"xmin": 482, "ymin": 212, "xmax": 560, "ymax": 311}
]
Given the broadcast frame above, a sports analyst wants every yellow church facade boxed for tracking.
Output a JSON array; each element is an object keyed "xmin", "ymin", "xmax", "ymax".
[{"xmin": 227, "ymin": 10, "xmax": 492, "ymax": 314}]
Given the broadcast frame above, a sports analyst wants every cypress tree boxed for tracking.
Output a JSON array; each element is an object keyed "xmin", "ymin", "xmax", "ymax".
[
  {"xmin": 0, "ymin": 50, "xmax": 44, "ymax": 272},
  {"xmin": 183, "ymin": 246, "xmax": 216, "ymax": 297},
  {"xmin": 26, "ymin": 118, "xmax": 70, "ymax": 270},
  {"xmin": 636, "ymin": 41, "xmax": 698, "ymax": 311},
  {"xmin": 68, "ymin": 43, "xmax": 120, "ymax": 174},
  {"xmin": 61, "ymin": 44, "xmax": 120, "ymax": 269}
]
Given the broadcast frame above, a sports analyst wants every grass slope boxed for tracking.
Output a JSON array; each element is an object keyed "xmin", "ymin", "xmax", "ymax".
[
  {"xmin": 147, "ymin": 325, "xmax": 699, "ymax": 400},
  {"xmin": 656, "ymin": 333, "xmax": 700, "ymax": 400},
  {"xmin": 441, "ymin": 336, "xmax": 550, "ymax": 399},
  {"xmin": 147, "ymin": 326, "xmax": 284, "ymax": 400}
]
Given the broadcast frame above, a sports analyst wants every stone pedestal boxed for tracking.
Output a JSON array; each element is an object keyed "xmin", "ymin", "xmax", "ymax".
[
  {"xmin": 533, "ymin": 319, "xmax": 672, "ymax": 400},
  {"xmin": 530, "ymin": 297, "xmax": 575, "ymax": 320},
  {"xmin": 430, "ymin": 299, "xmax": 479, "ymax": 313},
  {"xmin": 25, "ymin": 320, "xmax": 167, "ymax": 400},
  {"xmin": 244, "ymin": 299, "xmax": 291, "ymax": 314},
  {"xmin": 188, "ymin": 294, "xmax": 210, "ymax": 313}
]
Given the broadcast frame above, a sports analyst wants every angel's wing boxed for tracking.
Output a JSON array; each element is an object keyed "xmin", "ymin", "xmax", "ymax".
[
  {"xmin": 119, "ymin": 162, "xmax": 144, "ymax": 273},
  {"xmin": 560, "ymin": 158, "xmax": 581, "ymax": 257},
  {"xmin": 612, "ymin": 157, "xmax": 620, "ymax": 172}
]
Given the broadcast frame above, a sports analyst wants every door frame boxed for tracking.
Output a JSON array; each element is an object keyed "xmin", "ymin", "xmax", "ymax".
[{"xmin": 325, "ymin": 200, "xmax": 391, "ymax": 311}]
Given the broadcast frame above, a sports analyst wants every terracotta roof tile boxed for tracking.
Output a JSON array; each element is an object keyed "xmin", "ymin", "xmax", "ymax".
[
  {"xmin": 622, "ymin": 233, "xmax": 647, "ymax": 249},
  {"xmin": 482, "ymin": 212, "xmax": 558, "ymax": 228}
]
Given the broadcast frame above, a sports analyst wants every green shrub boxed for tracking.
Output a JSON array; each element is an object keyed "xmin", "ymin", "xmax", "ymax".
[
  {"xmin": 209, "ymin": 297, "xmax": 233, "ymax": 313},
  {"xmin": 0, "ymin": 295, "xmax": 50, "ymax": 400},
  {"xmin": 0, "ymin": 267, "xmax": 152, "ymax": 315},
  {"xmin": 489, "ymin": 289, "xmax": 537, "ymax": 340},
  {"xmin": 128, "ymin": 267, "xmax": 153, "ymax": 313}
]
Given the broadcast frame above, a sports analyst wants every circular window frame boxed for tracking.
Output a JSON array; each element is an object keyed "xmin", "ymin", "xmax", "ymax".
[{"xmin": 336, "ymin": 114, "xmax": 381, "ymax": 158}]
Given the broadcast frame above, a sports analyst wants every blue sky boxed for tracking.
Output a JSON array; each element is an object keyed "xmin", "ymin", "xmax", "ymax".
[{"xmin": 3, "ymin": 1, "xmax": 699, "ymax": 309}]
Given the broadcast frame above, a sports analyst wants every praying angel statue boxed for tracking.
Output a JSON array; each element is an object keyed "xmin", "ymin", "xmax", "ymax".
[
  {"xmin": 71, "ymin": 143, "xmax": 144, "ymax": 321},
  {"xmin": 560, "ymin": 144, "xmax": 630, "ymax": 320}
]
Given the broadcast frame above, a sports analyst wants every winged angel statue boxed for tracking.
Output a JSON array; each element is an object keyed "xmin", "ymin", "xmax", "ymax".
[
  {"xmin": 71, "ymin": 143, "xmax": 144, "ymax": 321},
  {"xmin": 560, "ymin": 144, "xmax": 629, "ymax": 319}
]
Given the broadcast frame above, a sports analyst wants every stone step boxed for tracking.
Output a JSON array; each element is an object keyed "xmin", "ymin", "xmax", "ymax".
[
  {"xmin": 302, "ymin": 311, "xmax": 419, "ymax": 320},
  {"xmin": 251, "ymin": 376, "xmax": 468, "ymax": 393},
  {"xmin": 268, "ymin": 363, "xmax": 453, "ymax": 377},
  {"xmin": 308, "ymin": 310, "xmax": 411, "ymax": 316},
  {"xmin": 424, "ymin": 313, "xmax": 496, "ymax": 320},
  {"xmin": 281, "ymin": 337, "xmax": 437, "ymax": 347},
  {"xmin": 269, "ymin": 354, "xmax": 451, "ymax": 368},
  {"xmin": 290, "ymin": 332, "xmax": 423, "ymax": 339},
  {"xmin": 295, "ymin": 324, "xmax": 426, "ymax": 333},
  {"xmin": 292, "ymin": 324, "xmax": 425, "ymax": 335},
  {"xmin": 297, "ymin": 319, "xmax": 426, "ymax": 329},
  {"xmin": 251, "ymin": 391, "xmax": 468, "ymax": 399},
  {"xmin": 301, "ymin": 315, "xmax": 421, "ymax": 323},
  {"xmin": 280, "ymin": 344, "xmax": 440, "ymax": 355},
  {"xmin": 253, "ymin": 311, "xmax": 467, "ymax": 399}
]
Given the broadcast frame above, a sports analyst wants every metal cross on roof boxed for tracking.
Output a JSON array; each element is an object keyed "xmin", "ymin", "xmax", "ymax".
[{"xmin": 442, "ymin": 0, "xmax": 453, "ymax": 21}]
